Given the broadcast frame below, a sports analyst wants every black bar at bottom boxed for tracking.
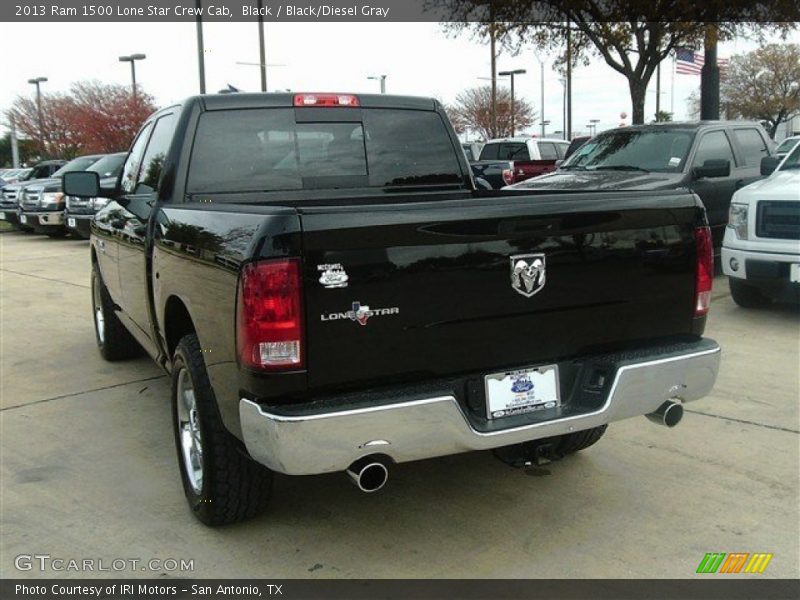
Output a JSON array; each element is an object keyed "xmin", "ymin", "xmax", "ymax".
[{"xmin": 2, "ymin": 579, "xmax": 799, "ymax": 600}]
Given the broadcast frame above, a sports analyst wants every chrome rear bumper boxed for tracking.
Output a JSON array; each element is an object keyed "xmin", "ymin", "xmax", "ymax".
[{"xmin": 240, "ymin": 340, "xmax": 721, "ymax": 475}]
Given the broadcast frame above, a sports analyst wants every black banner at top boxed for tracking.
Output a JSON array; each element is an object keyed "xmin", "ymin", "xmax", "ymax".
[{"xmin": 2, "ymin": 0, "xmax": 799, "ymax": 22}]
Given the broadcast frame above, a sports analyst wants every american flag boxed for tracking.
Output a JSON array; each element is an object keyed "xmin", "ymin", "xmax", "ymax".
[{"xmin": 675, "ymin": 48, "xmax": 729, "ymax": 76}]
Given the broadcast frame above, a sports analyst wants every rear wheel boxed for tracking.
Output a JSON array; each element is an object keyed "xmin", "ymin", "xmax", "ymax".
[
  {"xmin": 172, "ymin": 334, "xmax": 273, "ymax": 526},
  {"xmin": 729, "ymin": 278, "xmax": 771, "ymax": 308},
  {"xmin": 91, "ymin": 265, "xmax": 141, "ymax": 360}
]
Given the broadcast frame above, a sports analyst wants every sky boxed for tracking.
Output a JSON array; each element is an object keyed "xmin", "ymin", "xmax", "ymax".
[{"xmin": 0, "ymin": 22, "xmax": 797, "ymax": 140}]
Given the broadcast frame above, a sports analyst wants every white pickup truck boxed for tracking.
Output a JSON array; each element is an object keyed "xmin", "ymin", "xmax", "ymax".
[{"xmin": 722, "ymin": 141, "xmax": 800, "ymax": 307}]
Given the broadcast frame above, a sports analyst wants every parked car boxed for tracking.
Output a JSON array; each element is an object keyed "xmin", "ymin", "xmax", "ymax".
[
  {"xmin": 65, "ymin": 152, "xmax": 127, "ymax": 239},
  {"xmin": 774, "ymin": 135, "xmax": 800, "ymax": 159},
  {"xmin": 722, "ymin": 140, "xmax": 800, "ymax": 306},
  {"xmin": 461, "ymin": 142, "xmax": 483, "ymax": 162},
  {"xmin": 18, "ymin": 155, "xmax": 105, "ymax": 237},
  {"xmin": 64, "ymin": 91, "xmax": 719, "ymax": 526},
  {"xmin": 507, "ymin": 121, "xmax": 775, "ymax": 253},
  {"xmin": 471, "ymin": 137, "xmax": 570, "ymax": 188},
  {"xmin": 0, "ymin": 160, "xmax": 67, "ymax": 230}
]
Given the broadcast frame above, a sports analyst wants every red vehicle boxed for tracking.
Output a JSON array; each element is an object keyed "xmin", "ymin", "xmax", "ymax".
[{"xmin": 470, "ymin": 137, "xmax": 570, "ymax": 188}]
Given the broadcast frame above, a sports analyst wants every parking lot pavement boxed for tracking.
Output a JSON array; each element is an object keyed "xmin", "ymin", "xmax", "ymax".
[{"xmin": 1, "ymin": 230, "xmax": 798, "ymax": 579}]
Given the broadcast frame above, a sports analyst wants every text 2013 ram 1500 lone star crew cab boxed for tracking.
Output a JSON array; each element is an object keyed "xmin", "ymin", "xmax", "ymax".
[{"xmin": 64, "ymin": 92, "xmax": 721, "ymax": 526}]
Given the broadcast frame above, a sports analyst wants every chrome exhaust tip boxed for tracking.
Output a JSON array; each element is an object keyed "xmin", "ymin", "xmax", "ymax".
[
  {"xmin": 347, "ymin": 456, "xmax": 389, "ymax": 493},
  {"xmin": 646, "ymin": 399, "xmax": 684, "ymax": 428}
]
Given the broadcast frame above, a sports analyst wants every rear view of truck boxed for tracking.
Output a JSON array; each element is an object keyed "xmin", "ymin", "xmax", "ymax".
[{"xmin": 68, "ymin": 91, "xmax": 720, "ymax": 526}]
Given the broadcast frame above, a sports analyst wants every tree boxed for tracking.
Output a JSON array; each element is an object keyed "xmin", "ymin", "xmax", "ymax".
[
  {"xmin": 447, "ymin": 85, "xmax": 536, "ymax": 139},
  {"xmin": 720, "ymin": 44, "xmax": 800, "ymax": 138},
  {"xmin": 7, "ymin": 92, "xmax": 82, "ymax": 159},
  {"xmin": 437, "ymin": 1, "xmax": 798, "ymax": 125},
  {"xmin": 6, "ymin": 81, "xmax": 156, "ymax": 159},
  {"xmin": 69, "ymin": 81, "xmax": 157, "ymax": 153},
  {"xmin": 653, "ymin": 110, "xmax": 673, "ymax": 122}
]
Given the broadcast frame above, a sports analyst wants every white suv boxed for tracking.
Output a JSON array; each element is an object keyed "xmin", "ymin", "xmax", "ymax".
[{"xmin": 722, "ymin": 141, "xmax": 800, "ymax": 307}]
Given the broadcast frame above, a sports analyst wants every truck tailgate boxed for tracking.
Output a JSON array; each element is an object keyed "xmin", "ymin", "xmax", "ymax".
[{"xmin": 299, "ymin": 192, "xmax": 699, "ymax": 391}]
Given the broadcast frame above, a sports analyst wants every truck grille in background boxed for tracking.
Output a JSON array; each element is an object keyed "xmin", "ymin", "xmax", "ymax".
[
  {"xmin": 756, "ymin": 201, "xmax": 800, "ymax": 240},
  {"xmin": 21, "ymin": 190, "xmax": 41, "ymax": 209},
  {"xmin": 67, "ymin": 196, "xmax": 92, "ymax": 208}
]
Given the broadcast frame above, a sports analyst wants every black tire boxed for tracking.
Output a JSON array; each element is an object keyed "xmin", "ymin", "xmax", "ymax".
[
  {"xmin": 172, "ymin": 333, "xmax": 273, "ymax": 526},
  {"xmin": 91, "ymin": 265, "xmax": 142, "ymax": 360},
  {"xmin": 729, "ymin": 278, "xmax": 771, "ymax": 309},
  {"xmin": 557, "ymin": 425, "xmax": 608, "ymax": 455}
]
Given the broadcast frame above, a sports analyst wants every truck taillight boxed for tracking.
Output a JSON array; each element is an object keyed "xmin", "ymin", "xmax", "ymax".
[
  {"xmin": 502, "ymin": 162, "xmax": 515, "ymax": 186},
  {"xmin": 694, "ymin": 226, "xmax": 713, "ymax": 317},
  {"xmin": 293, "ymin": 93, "xmax": 359, "ymax": 107},
  {"xmin": 237, "ymin": 258, "xmax": 304, "ymax": 371}
]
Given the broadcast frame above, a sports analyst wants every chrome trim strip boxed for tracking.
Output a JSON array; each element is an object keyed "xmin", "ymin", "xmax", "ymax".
[{"xmin": 240, "ymin": 342, "xmax": 721, "ymax": 475}]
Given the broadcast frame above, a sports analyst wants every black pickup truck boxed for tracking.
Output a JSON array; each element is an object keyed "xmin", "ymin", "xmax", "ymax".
[{"xmin": 64, "ymin": 92, "xmax": 721, "ymax": 526}]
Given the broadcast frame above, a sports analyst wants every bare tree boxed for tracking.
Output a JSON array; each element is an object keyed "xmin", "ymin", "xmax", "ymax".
[{"xmin": 447, "ymin": 85, "xmax": 536, "ymax": 139}]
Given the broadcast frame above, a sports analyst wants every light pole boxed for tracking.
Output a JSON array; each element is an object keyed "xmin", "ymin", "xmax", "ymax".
[
  {"xmin": 196, "ymin": 0, "xmax": 206, "ymax": 93},
  {"xmin": 118, "ymin": 54, "xmax": 146, "ymax": 97},
  {"xmin": 498, "ymin": 69, "xmax": 526, "ymax": 136},
  {"xmin": 27, "ymin": 76, "xmax": 47, "ymax": 155},
  {"xmin": 541, "ymin": 120, "xmax": 551, "ymax": 137},
  {"xmin": 558, "ymin": 77, "xmax": 567, "ymax": 140},
  {"xmin": 367, "ymin": 75, "xmax": 387, "ymax": 94},
  {"xmin": 257, "ymin": 0, "xmax": 267, "ymax": 91},
  {"xmin": 535, "ymin": 55, "xmax": 545, "ymax": 137},
  {"xmin": 589, "ymin": 119, "xmax": 600, "ymax": 136}
]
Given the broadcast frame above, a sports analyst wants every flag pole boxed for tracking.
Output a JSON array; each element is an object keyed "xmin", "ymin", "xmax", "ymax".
[{"xmin": 670, "ymin": 52, "xmax": 675, "ymax": 115}]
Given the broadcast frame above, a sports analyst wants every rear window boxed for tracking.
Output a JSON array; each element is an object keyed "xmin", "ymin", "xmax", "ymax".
[
  {"xmin": 537, "ymin": 142, "xmax": 558, "ymax": 160},
  {"xmin": 479, "ymin": 142, "xmax": 530, "ymax": 161},
  {"xmin": 187, "ymin": 108, "xmax": 463, "ymax": 194}
]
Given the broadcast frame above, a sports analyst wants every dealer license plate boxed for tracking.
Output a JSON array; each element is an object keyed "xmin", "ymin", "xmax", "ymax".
[
  {"xmin": 19, "ymin": 214, "xmax": 27, "ymax": 224},
  {"xmin": 485, "ymin": 364, "xmax": 560, "ymax": 419},
  {"xmin": 790, "ymin": 263, "xmax": 800, "ymax": 284},
  {"xmin": 67, "ymin": 218, "xmax": 76, "ymax": 228},
  {"xmin": 0, "ymin": 212, "xmax": 5, "ymax": 220}
]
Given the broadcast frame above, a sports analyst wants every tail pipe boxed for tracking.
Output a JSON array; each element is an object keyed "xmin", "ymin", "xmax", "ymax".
[
  {"xmin": 646, "ymin": 399, "xmax": 684, "ymax": 428},
  {"xmin": 347, "ymin": 456, "xmax": 389, "ymax": 493}
]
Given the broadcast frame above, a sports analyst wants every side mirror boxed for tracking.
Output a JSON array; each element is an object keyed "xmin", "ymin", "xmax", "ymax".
[
  {"xmin": 693, "ymin": 159, "xmax": 730, "ymax": 179},
  {"xmin": 555, "ymin": 159, "xmax": 564, "ymax": 168},
  {"xmin": 760, "ymin": 156, "xmax": 781, "ymax": 177},
  {"xmin": 63, "ymin": 171, "xmax": 100, "ymax": 198}
]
